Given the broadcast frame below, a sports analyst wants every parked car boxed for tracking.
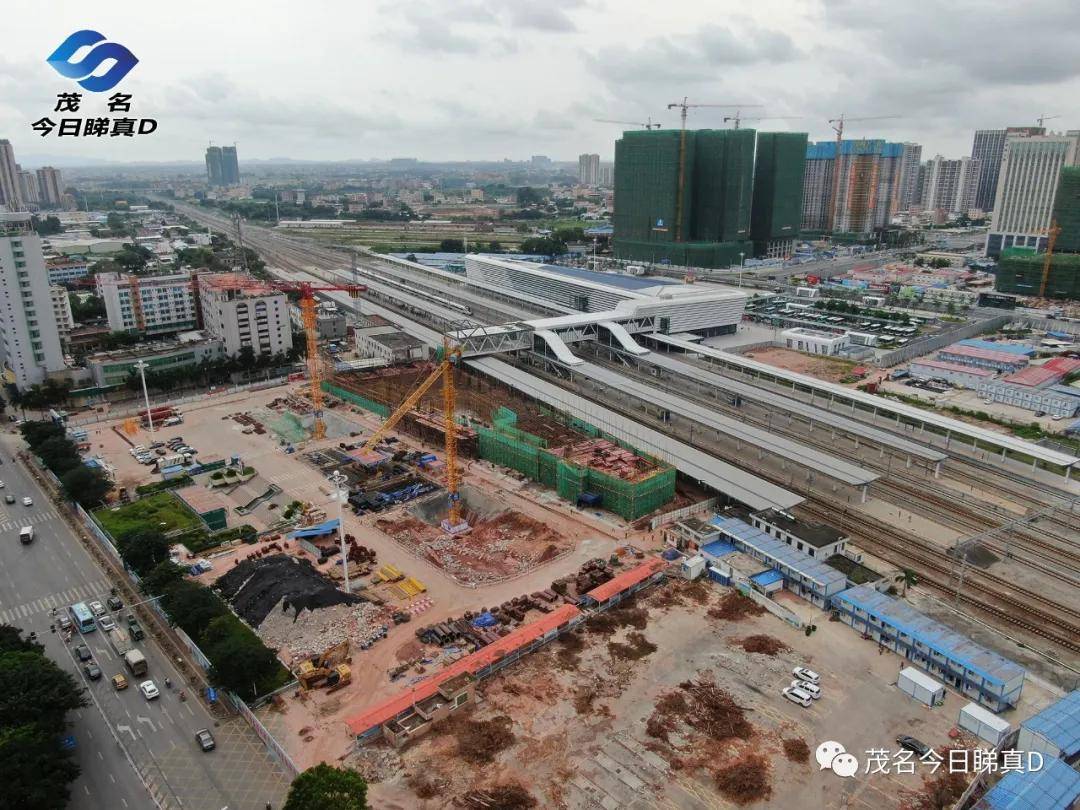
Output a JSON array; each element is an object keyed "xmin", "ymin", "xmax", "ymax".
[
  {"xmin": 194, "ymin": 729, "xmax": 216, "ymax": 752},
  {"xmin": 98, "ymin": 615, "xmax": 116, "ymax": 632},
  {"xmin": 4, "ymin": 495, "xmax": 14, "ymax": 504},
  {"xmin": 139, "ymin": 680, "xmax": 160, "ymax": 700},
  {"xmin": 106, "ymin": 595, "xmax": 123, "ymax": 611},
  {"xmin": 75, "ymin": 644, "xmax": 92, "ymax": 662},
  {"xmin": 791, "ymin": 680, "xmax": 821, "ymax": 699},
  {"xmin": 22, "ymin": 497, "xmax": 32, "ymax": 506},
  {"xmin": 84, "ymin": 663, "xmax": 102, "ymax": 681},
  {"xmin": 0, "ymin": 481, "xmax": 5, "ymax": 489},
  {"xmin": 88, "ymin": 601, "xmax": 106, "ymax": 617},
  {"xmin": 782, "ymin": 686, "xmax": 813, "ymax": 707},
  {"xmin": 896, "ymin": 736, "xmax": 931, "ymax": 757},
  {"xmin": 792, "ymin": 666, "xmax": 820, "ymax": 684}
]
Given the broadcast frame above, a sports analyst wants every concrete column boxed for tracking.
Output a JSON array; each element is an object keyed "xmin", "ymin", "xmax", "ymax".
[
  {"xmin": 860, "ymin": 485, "xmax": 867, "ymax": 504},
  {"xmin": 1032, "ymin": 458, "xmax": 1037, "ymax": 473},
  {"xmin": 934, "ymin": 461, "xmax": 941, "ymax": 479},
  {"xmin": 1066, "ymin": 466, "xmax": 1072, "ymax": 482},
  {"xmin": 906, "ymin": 456, "xmax": 912, "ymax": 469},
  {"xmin": 945, "ymin": 430, "xmax": 951, "ymax": 449}
]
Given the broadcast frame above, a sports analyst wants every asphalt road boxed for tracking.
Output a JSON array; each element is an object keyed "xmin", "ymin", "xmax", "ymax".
[{"xmin": 0, "ymin": 433, "xmax": 290, "ymax": 810}]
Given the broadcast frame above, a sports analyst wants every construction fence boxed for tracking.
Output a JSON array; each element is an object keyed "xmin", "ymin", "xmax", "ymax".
[
  {"xmin": 475, "ymin": 408, "xmax": 676, "ymax": 521},
  {"xmin": 321, "ymin": 381, "xmax": 390, "ymax": 418}
]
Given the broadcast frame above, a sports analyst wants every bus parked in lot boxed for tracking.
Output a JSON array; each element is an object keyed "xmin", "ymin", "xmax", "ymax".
[{"xmin": 69, "ymin": 602, "xmax": 96, "ymax": 633}]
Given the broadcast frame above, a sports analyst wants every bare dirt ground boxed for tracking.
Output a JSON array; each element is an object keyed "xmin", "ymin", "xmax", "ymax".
[
  {"xmin": 361, "ymin": 578, "xmax": 1061, "ymax": 810},
  {"xmin": 742, "ymin": 346, "xmax": 865, "ymax": 385}
]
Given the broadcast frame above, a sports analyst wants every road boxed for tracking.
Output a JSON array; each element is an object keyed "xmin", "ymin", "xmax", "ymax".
[{"xmin": 0, "ymin": 433, "xmax": 290, "ymax": 810}]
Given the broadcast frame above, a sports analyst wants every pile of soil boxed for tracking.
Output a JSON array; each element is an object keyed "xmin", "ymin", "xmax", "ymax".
[
  {"xmin": 607, "ymin": 631, "xmax": 657, "ymax": 661},
  {"xmin": 737, "ymin": 635, "xmax": 791, "ymax": 656},
  {"xmin": 214, "ymin": 553, "xmax": 359, "ymax": 626},
  {"xmin": 782, "ymin": 738, "xmax": 810, "ymax": 763},
  {"xmin": 713, "ymin": 753, "xmax": 772, "ymax": 805},
  {"xmin": 708, "ymin": 592, "xmax": 767, "ymax": 621},
  {"xmin": 647, "ymin": 676, "xmax": 753, "ymax": 745},
  {"xmin": 447, "ymin": 714, "xmax": 516, "ymax": 765}
]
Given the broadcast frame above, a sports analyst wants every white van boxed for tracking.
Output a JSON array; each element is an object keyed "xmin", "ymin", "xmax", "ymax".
[
  {"xmin": 19, "ymin": 526, "xmax": 34, "ymax": 545},
  {"xmin": 791, "ymin": 679, "xmax": 822, "ymax": 699},
  {"xmin": 782, "ymin": 686, "xmax": 813, "ymax": 707}
]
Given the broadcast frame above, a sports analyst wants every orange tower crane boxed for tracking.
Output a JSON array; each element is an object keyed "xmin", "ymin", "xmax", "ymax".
[
  {"xmin": 1040, "ymin": 220, "xmax": 1062, "ymax": 298},
  {"xmin": 270, "ymin": 280, "xmax": 366, "ymax": 440},
  {"xmin": 354, "ymin": 338, "xmax": 466, "ymax": 528}
]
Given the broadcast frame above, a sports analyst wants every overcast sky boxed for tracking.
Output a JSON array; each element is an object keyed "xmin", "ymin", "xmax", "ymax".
[{"xmin": 3, "ymin": 0, "xmax": 1078, "ymax": 167}]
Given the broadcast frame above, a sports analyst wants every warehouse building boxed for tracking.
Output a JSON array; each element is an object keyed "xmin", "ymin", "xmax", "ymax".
[
  {"xmin": 832, "ymin": 584, "xmax": 1026, "ymax": 711},
  {"xmin": 1016, "ymin": 689, "xmax": 1080, "ymax": 763},
  {"xmin": 465, "ymin": 255, "xmax": 747, "ymax": 335},
  {"xmin": 909, "ymin": 359, "xmax": 997, "ymax": 388},
  {"xmin": 709, "ymin": 514, "xmax": 850, "ymax": 608},
  {"xmin": 937, "ymin": 343, "xmax": 1030, "ymax": 373}
]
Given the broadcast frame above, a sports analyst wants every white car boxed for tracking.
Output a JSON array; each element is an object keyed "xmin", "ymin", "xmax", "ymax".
[
  {"xmin": 88, "ymin": 600, "xmax": 106, "ymax": 617},
  {"xmin": 791, "ymin": 679, "xmax": 822, "ymax": 699},
  {"xmin": 792, "ymin": 666, "xmax": 820, "ymax": 684},
  {"xmin": 139, "ymin": 680, "xmax": 160, "ymax": 700},
  {"xmin": 98, "ymin": 614, "xmax": 117, "ymax": 632},
  {"xmin": 782, "ymin": 686, "xmax": 813, "ymax": 707},
  {"xmin": 0, "ymin": 480, "xmax": 5, "ymax": 489},
  {"xmin": 22, "ymin": 496, "xmax": 32, "ymax": 507}
]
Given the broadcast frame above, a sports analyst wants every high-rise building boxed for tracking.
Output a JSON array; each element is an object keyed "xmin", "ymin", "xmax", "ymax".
[
  {"xmin": 0, "ymin": 213, "xmax": 66, "ymax": 387},
  {"xmin": 612, "ymin": 128, "xmax": 755, "ymax": 268},
  {"xmin": 921, "ymin": 155, "xmax": 981, "ymax": 218},
  {"xmin": 971, "ymin": 127, "xmax": 1046, "ymax": 213},
  {"xmin": 35, "ymin": 167, "xmax": 64, "ymax": 206},
  {"xmin": 895, "ymin": 143, "xmax": 923, "ymax": 212},
  {"xmin": 750, "ymin": 132, "xmax": 807, "ymax": 258},
  {"xmin": 50, "ymin": 285, "xmax": 75, "ymax": 345},
  {"xmin": 986, "ymin": 132, "xmax": 1080, "ymax": 257},
  {"xmin": 15, "ymin": 167, "xmax": 39, "ymax": 206},
  {"xmin": 205, "ymin": 146, "xmax": 223, "ymax": 187},
  {"xmin": 578, "ymin": 153, "xmax": 600, "ymax": 185},
  {"xmin": 801, "ymin": 139, "xmax": 903, "ymax": 234},
  {"xmin": 598, "ymin": 163, "xmax": 614, "ymax": 187},
  {"xmin": 1052, "ymin": 165, "xmax": 1080, "ymax": 254},
  {"xmin": 197, "ymin": 273, "xmax": 292, "ymax": 357},
  {"xmin": 221, "ymin": 146, "xmax": 240, "ymax": 186},
  {"xmin": 95, "ymin": 271, "xmax": 199, "ymax": 336},
  {"xmin": 0, "ymin": 140, "xmax": 23, "ymax": 211}
]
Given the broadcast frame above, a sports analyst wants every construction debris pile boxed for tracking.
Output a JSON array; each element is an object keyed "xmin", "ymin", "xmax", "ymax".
[
  {"xmin": 551, "ymin": 438, "xmax": 657, "ymax": 481},
  {"xmin": 259, "ymin": 599, "xmax": 388, "ymax": 666},
  {"xmin": 415, "ymin": 589, "xmax": 564, "ymax": 649},
  {"xmin": 215, "ymin": 554, "xmax": 360, "ymax": 627}
]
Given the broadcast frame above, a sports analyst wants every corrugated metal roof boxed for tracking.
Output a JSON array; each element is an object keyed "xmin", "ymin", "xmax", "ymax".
[
  {"xmin": 910, "ymin": 359, "xmax": 996, "ymax": 378},
  {"xmin": 1020, "ymin": 690, "xmax": 1080, "ymax": 756},
  {"xmin": 288, "ymin": 519, "xmax": 340, "ymax": 539},
  {"xmin": 701, "ymin": 540, "xmax": 737, "ymax": 558},
  {"xmin": 537, "ymin": 262, "xmax": 679, "ymax": 291},
  {"xmin": 940, "ymin": 344, "xmax": 1029, "ymax": 365},
  {"xmin": 750, "ymin": 569, "xmax": 785, "ymax": 587},
  {"xmin": 833, "ymin": 585, "xmax": 1026, "ymax": 686},
  {"xmin": 899, "ymin": 666, "xmax": 945, "ymax": 694},
  {"xmin": 975, "ymin": 757, "xmax": 1080, "ymax": 810},
  {"xmin": 1004, "ymin": 357, "xmax": 1080, "ymax": 387},
  {"xmin": 958, "ymin": 339, "xmax": 1036, "ymax": 356},
  {"xmin": 585, "ymin": 558, "xmax": 667, "ymax": 603},
  {"xmin": 709, "ymin": 515, "xmax": 849, "ymax": 589}
]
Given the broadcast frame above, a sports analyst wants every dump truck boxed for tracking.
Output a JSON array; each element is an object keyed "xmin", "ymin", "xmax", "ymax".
[
  {"xmin": 124, "ymin": 649, "xmax": 147, "ymax": 677},
  {"xmin": 107, "ymin": 627, "xmax": 134, "ymax": 658}
]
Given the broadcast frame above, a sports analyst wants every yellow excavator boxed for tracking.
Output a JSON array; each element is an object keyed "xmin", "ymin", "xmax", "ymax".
[{"xmin": 295, "ymin": 639, "xmax": 352, "ymax": 692}]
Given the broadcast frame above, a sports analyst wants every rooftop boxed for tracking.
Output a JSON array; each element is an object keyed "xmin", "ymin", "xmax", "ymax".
[
  {"xmin": 939, "ymin": 344, "xmax": 1030, "ymax": 365},
  {"xmin": 536, "ymin": 262, "xmax": 679, "ymax": 292},
  {"xmin": 974, "ymin": 756, "xmax": 1080, "ymax": 810},
  {"xmin": 1020, "ymin": 689, "xmax": 1080, "ymax": 757},
  {"xmin": 710, "ymin": 514, "xmax": 849, "ymax": 589},
  {"xmin": 1004, "ymin": 357, "xmax": 1080, "ymax": 388},
  {"xmin": 369, "ymin": 331, "xmax": 426, "ymax": 351},
  {"xmin": 754, "ymin": 508, "xmax": 845, "ymax": 548},
  {"xmin": 198, "ymin": 272, "xmax": 276, "ymax": 296},
  {"xmin": 910, "ymin": 358, "xmax": 996, "ymax": 378},
  {"xmin": 958, "ymin": 339, "xmax": 1036, "ymax": 357},
  {"xmin": 584, "ymin": 558, "xmax": 667, "ymax": 603},
  {"xmin": 834, "ymin": 585, "xmax": 1026, "ymax": 686}
]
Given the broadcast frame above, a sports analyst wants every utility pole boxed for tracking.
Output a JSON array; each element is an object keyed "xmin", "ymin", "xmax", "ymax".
[
  {"xmin": 233, "ymin": 213, "xmax": 249, "ymax": 272},
  {"xmin": 134, "ymin": 360, "xmax": 154, "ymax": 434},
  {"xmin": 329, "ymin": 470, "xmax": 350, "ymax": 594}
]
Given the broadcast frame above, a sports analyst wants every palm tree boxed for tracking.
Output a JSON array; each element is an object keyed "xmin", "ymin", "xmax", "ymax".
[{"xmin": 895, "ymin": 568, "xmax": 918, "ymax": 596}]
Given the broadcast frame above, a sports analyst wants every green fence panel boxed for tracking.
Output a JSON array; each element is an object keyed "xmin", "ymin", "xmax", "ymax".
[{"xmin": 321, "ymin": 382, "xmax": 390, "ymax": 417}]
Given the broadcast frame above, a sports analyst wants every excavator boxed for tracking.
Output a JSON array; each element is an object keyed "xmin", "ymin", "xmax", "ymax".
[{"xmin": 295, "ymin": 639, "xmax": 352, "ymax": 692}]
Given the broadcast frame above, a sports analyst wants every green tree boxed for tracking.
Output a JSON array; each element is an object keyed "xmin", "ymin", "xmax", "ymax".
[
  {"xmin": 0, "ymin": 650, "xmax": 86, "ymax": 733},
  {"xmin": 117, "ymin": 530, "xmax": 172, "ymax": 577},
  {"xmin": 0, "ymin": 625, "xmax": 40, "ymax": 654},
  {"xmin": 113, "ymin": 245, "xmax": 153, "ymax": 272},
  {"xmin": 439, "ymin": 238, "xmax": 464, "ymax": 252},
  {"xmin": 284, "ymin": 763, "xmax": 368, "ymax": 810},
  {"xmin": 488, "ymin": 240, "xmax": 503, "ymax": 252},
  {"xmin": 36, "ymin": 436, "xmax": 81, "ymax": 476},
  {"xmin": 19, "ymin": 420, "xmax": 66, "ymax": 450},
  {"xmin": 895, "ymin": 569, "xmax": 918, "ymax": 596},
  {"xmin": 141, "ymin": 561, "xmax": 186, "ymax": 597},
  {"xmin": 69, "ymin": 293, "xmax": 106, "ymax": 323},
  {"xmin": 519, "ymin": 236, "xmax": 566, "ymax": 256},
  {"xmin": 31, "ymin": 215, "xmax": 63, "ymax": 236},
  {"xmin": 201, "ymin": 615, "xmax": 281, "ymax": 698},
  {"xmin": 516, "ymin": 187, "xmax": 544, "ymax": 206},
  {"xmin": 159, "ymin": 580, "xmax": 228, "ymax": 638},
  {"xmin": 0, "ymin": 722, "xmax": 82, "ymax": 810},
  {"xmin": 60, "ymin": 465, "xmax": 112, "ymax": 507}
]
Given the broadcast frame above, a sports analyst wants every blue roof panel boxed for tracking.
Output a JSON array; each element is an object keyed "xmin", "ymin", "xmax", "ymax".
[
  {"xmin": 1021, "ymin": 690, "xmax": 1080, "ymax": 757},
  {"xmin": 958, "ymin": 339, "xmax": 1036, "ymax": 356},
  {"xmin": 701, "ymin": 540, "xmax": 737, "ymax": 558},
  {"xmin": 751, "ymin": 569, "xmax": 785, "ymax": 587},
  {"xmin": 289, "ymin": 518, "xmax": 341, "ymax": 539},
  {"xmin": 537, "ymin": 263, "xmax": 679, "ymax": 291},
  {"xmin": 975, "ymin": 757, "xmax": 1080, "ymax": 810},
  {"xmin": 834, "ymin": 584, "xmax": 1025, "ymax": 686},
  {"xmin": 708, "ymin": 515, "xmax": 848, "ymax": 589}
]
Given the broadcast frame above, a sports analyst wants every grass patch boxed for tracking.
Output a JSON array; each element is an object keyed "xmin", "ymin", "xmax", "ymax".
[{"xmin": 95, "ymin": 491, "xmax": 200, "ymax": 539}]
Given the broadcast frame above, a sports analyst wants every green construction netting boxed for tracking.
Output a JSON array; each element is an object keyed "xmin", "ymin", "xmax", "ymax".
[
  {"xmin": 995, "ymin": 250, "xmax": 1080, "ymax": 301},
  {"xmin": 613, "ymin": 130, "xmax": 691, "ymax": 244},
  {"xmin": 475, "ymin": 421, "xmax": 676, "ymax": 521},
  {"xmin": 321, "ymin": 382, "xmax": 391, "ymax": 417},
  {"xmin": 692, "ymin": 129, "xmax": 755, "ymax": 243},
  {"xmin": 1052, "ymin": 167, "xmax": 1080, "ymax": 253},
  {"xmin": 751, "ymin": 132, "xmax": 807, "ymax": 253}
]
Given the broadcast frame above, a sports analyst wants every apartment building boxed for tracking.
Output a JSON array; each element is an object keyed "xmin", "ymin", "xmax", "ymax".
[
  {"xmin": 50, "ymin": 285, "xmax": 75, "ymax": 345},
  {"xmin": 197, "ymin": 272, "xmax": 292, "ymax": 357},
  {"xmin": 96, "ymin": 271, "xmax": 199, "ymax": 336},
  {"xmin": 921, "ymin": 155, "xmax": 981, "ymax": 218},
  {"xmin": 0, "ymin": 213, "xmax": 66, "ymax": 387}
]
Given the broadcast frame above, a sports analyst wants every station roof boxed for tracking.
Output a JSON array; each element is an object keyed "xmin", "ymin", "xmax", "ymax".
[
  {"xmin": 535, "ymin": 262, "xmax": 679, "ymax": 292},
  {"xmin": 974, "ymin": 757, "xmax": 1080, "ymax": 810},
  {"xmin": 1020, "ymin": 689, "xmax": 1080, "ymax": 757},
  {"xmin": 709, "ymin": 515, "xmax": 849, "ymax": 590},
  {"xmin": 652, "ymin": 333, "xmax": 1078, "ymax": 470},
  {"xmin": 833, "ymin": 585, "xmax": 1025, "ymax": 687}
]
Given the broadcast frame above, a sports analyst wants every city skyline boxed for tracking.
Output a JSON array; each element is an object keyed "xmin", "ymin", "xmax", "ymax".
[{"xmin": 2, "ymin": 0, "xmax": 1079, "ymax": 164}]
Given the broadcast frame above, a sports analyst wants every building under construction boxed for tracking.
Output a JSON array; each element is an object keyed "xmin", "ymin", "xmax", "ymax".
[
  {"xmin": 750, "ymin": 132, "xmax": 808, "ymax": 258},
  {"xmin": 612, "ymin": 129, "xmax": 757, "ymax": 268},
  {"xmin": 324, "ymin": 365, "xmax": 676, "ymax": 521},
  {"xmin": 801, "ymin": 139, "xmax": 904, "ymax": 236}
]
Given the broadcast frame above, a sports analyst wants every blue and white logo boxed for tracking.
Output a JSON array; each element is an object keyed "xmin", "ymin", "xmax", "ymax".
[{"xmin": 46, "ymin": 30, "xmax": 138, "ymax": 92}]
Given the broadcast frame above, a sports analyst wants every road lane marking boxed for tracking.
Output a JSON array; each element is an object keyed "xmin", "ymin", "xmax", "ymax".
[
  {"xmin": 136, "ymin": 715, "xmax": 157, "ymax": 733},
  {"xmin": 98, "ymin": 750, "xmax": 104, "ymax": 760},
  {"xmin": 117, "ymin": 724, "xmax": 136, "ymax": 742}
]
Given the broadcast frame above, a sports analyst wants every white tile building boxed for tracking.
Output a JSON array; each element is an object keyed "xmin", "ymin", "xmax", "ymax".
[
  {"xmin": 50, "ymin": 285, "xmax": 75, "ymax": 345},
  {"xmin": 197, "ymin": 273, "xmax": 292, "ymax": 358},
  {"xmin": 96, "ymin": 271, "xmax": 198, "ymax": 336},
  {"xmin": 781, "ymin": 327, "xmax": 849, "ymax": 356}
]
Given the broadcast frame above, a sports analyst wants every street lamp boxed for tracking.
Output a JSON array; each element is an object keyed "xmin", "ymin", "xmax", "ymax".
[
  {"xmin": 328, "ymin": 470, "xmax": 350, "ymax": 594},
  {"xmin": 738, "ymin": 251, "xmax": 745, "ymax": 287},
  {"xmin": 134, "ymin": 359, "xmax": 154, "ymax": 434}
]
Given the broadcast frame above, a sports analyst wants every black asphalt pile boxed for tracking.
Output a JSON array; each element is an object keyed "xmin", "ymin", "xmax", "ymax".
[{"xmin": 214, "ymin": 553, "xmax": 360, "ymax": 627}]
